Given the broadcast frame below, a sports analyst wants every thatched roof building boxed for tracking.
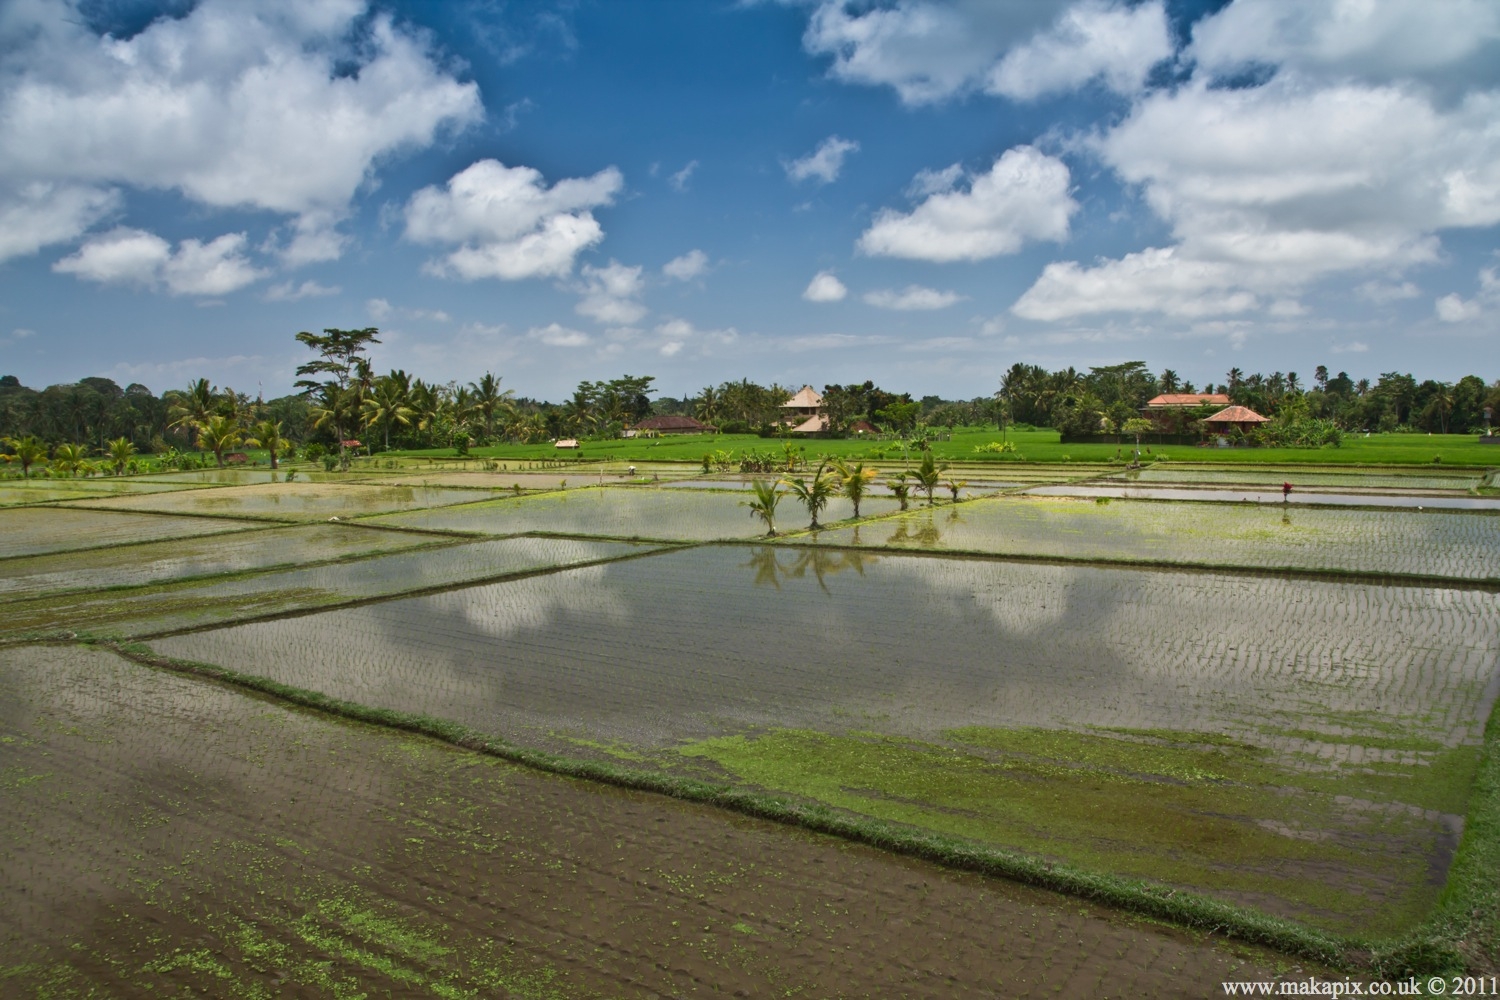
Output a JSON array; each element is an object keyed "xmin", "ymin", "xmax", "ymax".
[{"xmin": 632, "ymin": 414, "xmax": 715, "ymax": 434}]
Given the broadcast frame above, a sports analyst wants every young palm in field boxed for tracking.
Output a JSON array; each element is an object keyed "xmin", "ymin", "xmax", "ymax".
[
  {"xmin": 245, "ymin": 420, "xmax": 288, "ymax": 469},
  {"xmin": 51, "ymin": 442, "xmax": 88, "ymax": 477},
  {"xmin": 107, "ymin": 437, "xmax": 136, "ymax": 476},
  {"xmin": 198, "ymin": 415, "xmax": 243, "ymax": 468},
  {"xmin": 781, "ymin": 461, "xmax": 839, "ymax": 530},
  {"xmin": 4, "ymin": 435, "xmax": 47, "ymax": 478},
  {"xmin": 740, "ymin": 478, "xmax": 783, "ymax": 537},
  {"xmin": 831, "ymin": 458, "xmax": 878, "ymax": 518},
  {"xmin": 913, "ymin": 449, "xmax": 946, "ymax": 506}
]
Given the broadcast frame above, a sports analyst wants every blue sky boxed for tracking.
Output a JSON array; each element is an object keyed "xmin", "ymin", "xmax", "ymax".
[{"xmin": 1, "ymin": 0, "xmax": 1497, "ymax": 402}]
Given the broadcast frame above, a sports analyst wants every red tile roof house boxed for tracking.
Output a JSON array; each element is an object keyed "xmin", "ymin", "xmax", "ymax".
[{"xmin": 1140, "ymin": 393, "xmax": 1231, "ymax": 433}]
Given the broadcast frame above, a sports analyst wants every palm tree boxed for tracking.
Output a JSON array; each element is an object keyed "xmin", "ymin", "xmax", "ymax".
[
  {"xmin": 944, "ymin": 477, "xmax": 968, "ymax": 503},
  {"xmin": 889, "ymin": 472, "xmax": 913, "ymax": 511},
  {"xmin": 470, "ymin": 372, "xmax": 513, "ymax": 442},
  {"xmin": 361, "ymin": 378, "xmax": 415, "ymax": 452},
  {"xmin": 245, "ymin": 420, "xmax": 287, "ymax": 469},
  {"xmin": 780, "ymin": 462, "xmax": 839, "ymax": 530},
  {"xmin": 107, "ymin": 437, "xmax": 136, "ymax": 476},
  {"xmin": 913, "ymin": 450, "xmax": 946, "ymax": 506},
  {"xmin": 694, "ymin": 385, "xmax": 721, "ymax": 427},
  {"xmin": 167, "ymin": 378, "xmax": 215, "ymax": 441},
  {"xmin": 4, "ymin": 435, "xmax": 47, "ymax": 478},
  {"xmin": 198, "ymin": 415, "xmax": 243, "ymax": 468},
  {"xmin": 51, "ymin": 442, "xmax": 88, "ymax": 477},
  {"xmin": 1158, "ymin": 369, "xmax": 1180, "ymax": 393},
  {"xmin": 831, "ymin": 458, "xmax": 877, "ymax": 518},
  {"xmin": 739, "ymin": 479, "xmax": 783, "ymax": 537}
]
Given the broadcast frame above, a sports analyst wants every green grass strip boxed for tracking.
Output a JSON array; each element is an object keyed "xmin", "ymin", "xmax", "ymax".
[
  {"xmin": 1371, "ymin": 694, "xmax": 1500, "ymax": 977},
  {"xmin": 106, "ymin": 639, "xmax": 1362, "ymax": 971}
]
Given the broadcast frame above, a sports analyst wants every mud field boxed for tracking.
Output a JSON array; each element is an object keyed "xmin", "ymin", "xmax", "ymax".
[{"xmin": 0, "ymin": 645, "xmax": 1303, "ymax": 998}]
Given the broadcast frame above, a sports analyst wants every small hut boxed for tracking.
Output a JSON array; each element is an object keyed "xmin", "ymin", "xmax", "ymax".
[{"xmin": 1203, "ymin": 405, "xmax": 1269, "ymax": 435}]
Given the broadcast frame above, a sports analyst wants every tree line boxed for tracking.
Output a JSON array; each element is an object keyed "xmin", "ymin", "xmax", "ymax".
[
  {"xmin": 999, "ymin": 362, "xmax": 1499, "ymax": 439},
  {"xmin": 3, "ymin": 327, "xmax": 1497, "ymax": 472}
]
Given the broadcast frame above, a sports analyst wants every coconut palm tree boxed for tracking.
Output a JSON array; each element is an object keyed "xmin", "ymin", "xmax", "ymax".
[
  {"xmin": 739, "ymin": 478, "xmax": 783, "ymax": 537},
  {"xmin": 780, "ymin": 462, "xmax": 839, "ymax": 530},
  {"xmin": 889, "ymin": 472, "xmax": 912, "ymax": 511},
  {"xmin": 107, "ymin": 437, "xmax": 136, "ymax": 476},
  {"xmin": 913, "ymin": 450, "xmax": 946, "ymax": 506},
  {"xmin": 245, "ymin": 420, "xmax": 287, "ymax": 469},
  {"xmin": 166, "ymin": 378, "xmax": 215, "ymax": 441},
  {"xmin": 361, "ymin": 378, "xmax": 414, "ymax": 451},
  {"xmin": 5, "ymin": 435, "xmax": 48, "ymax": 478},
  {"xmin": 831, "ymin": 458, "xmax": 877, "ymax": 518},
  {"xmin": 51, "ymin": 442, "xmax": 88, "ymax": 477},
  {"xmin": 197, "ymin": 415, "xmax": 243, "ymax": 468},
  {"xmin": 470, "ymin": 372, "xmax": 513, "ymax": 442}
]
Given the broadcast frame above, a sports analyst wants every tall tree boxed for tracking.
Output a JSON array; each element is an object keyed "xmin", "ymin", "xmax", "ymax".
[
  {"xmin": 469, "ymin": 372, "xmax": 513, "ymax": 442},
  {"xmin": 294, "ymin": 327, "xmax": 380, "ymax": 471}
]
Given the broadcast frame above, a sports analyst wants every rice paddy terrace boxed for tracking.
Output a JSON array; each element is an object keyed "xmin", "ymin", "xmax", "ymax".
[{"xmin": 3, "ymin": 457, "xmax": 1499, "ymax": 996}]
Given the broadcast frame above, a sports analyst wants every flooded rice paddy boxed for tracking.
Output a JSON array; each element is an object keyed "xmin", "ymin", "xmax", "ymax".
[
  {"xmin": 369, "ymin": 484, "xmax": 902, "ymax": 540},
  {"xmin": 1, "ymin": 644, "xmax": 1299, "ymax": 998},
  {"xmin": 1106, "ymin": 466, "xmax": 1486, "ymax": 491},
  {"xmin": 4, "ymin": 458, "xmax": 1500, "ymax": 987},
  {"xmin": 0, "ymin": 505, "xmax": 258, "ymax": 558},
  {"xmin": 69, "ymin": 480, "xmax": 503, "ymax": 521},
  {"xmin": 150, "ymin": 543, "xmax": 1500, "ymax": 933},
  {"xmin": 804, "ymin": 496, "xmax": 1500, "ymax": 581},
  {"xmin": 4, "ymin": 535, "xmax": 657, "ymax": 642},
  {"xmin": 0, "ymin": 522, "xmax": 437, "ymax": 599},
  {"xmin": 1029, "ymin": 483, "xmax": 1500, "ymax": 510}
]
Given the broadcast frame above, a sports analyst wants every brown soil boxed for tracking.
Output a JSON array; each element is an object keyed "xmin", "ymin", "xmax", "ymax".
[{"xmin": 1, "ymin": 644, "xmax": 1317, "ymax": 998}]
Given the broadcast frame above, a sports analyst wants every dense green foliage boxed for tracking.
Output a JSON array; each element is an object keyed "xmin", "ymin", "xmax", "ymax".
[{"xmin": 3, "ymin": 329, "xmax": 1497, "ymax": 476}]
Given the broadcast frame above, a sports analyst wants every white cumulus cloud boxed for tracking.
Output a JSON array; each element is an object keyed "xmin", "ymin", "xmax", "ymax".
[
  {"xmin": 863, "ymin": 285, "xmax": 964, "ymax": 310},
  {"xmin": 573, "ymin": 260, "xmax": 647, "ymax": 325},
  {"xmin": 988, "ymin": 0, "xmax": 1171, "ymax": 101},
  {"xmin": 800, "ymin": 0, "xmax": 1066, "ymax": 105},
  {"xmin": 529, "ymin": 322, "xmax": 591, "ymax": 348},
  {"xmin": 1014, "ymin": 73, "xmax": 1500, "ymax": 320},
  {"xmin": 1013, "ymin": 247, "xmax": 1258, "ymax": 321},
  {"xmin": 785, "ymin": 135, "xmax": 860, "ymax": 184},
  {"xmin": 663, "ymin": 249, "xmax": 709, "ymax": 281},
  {"xmin": 1189, "ymin": 0, "xmax": 1500, "ymax": 89},
  {"xmin": 0, "ymin": 0, "xmax": 481, "ymax": 264},
  {"xmin": 858, "ymin": 146, "xmax": 1075, "ymax": 262},
  {"xmin": 266, "ymin": 280, "xmax": 340, "ymax": 302},
  {"xmin": 52, "ymin": 226, "xmax": 265, "ymax": 296},
  {"xmin": 802, "ymin": 270, "xmax": 848, "ymax": 302},
  {"xmin": 405, "ymin": 159, "xmax": 623, "ymax": 281}
]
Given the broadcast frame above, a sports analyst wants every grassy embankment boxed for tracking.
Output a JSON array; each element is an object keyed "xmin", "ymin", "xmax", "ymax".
[{"xmin": 380, "ymin": 428, "xmax": 1500, "ymax": 468}]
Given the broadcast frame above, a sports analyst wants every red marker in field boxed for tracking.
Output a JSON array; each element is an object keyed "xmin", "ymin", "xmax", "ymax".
[{"xmin": 1282, "ymin": 482, "xmax": 1292, "ymax": 501}]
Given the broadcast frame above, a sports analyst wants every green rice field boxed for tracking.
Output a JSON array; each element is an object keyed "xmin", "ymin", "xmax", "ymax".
[{"xmin": 5, "ymin": 460, "xmax": 1500, "ymax": 983}]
